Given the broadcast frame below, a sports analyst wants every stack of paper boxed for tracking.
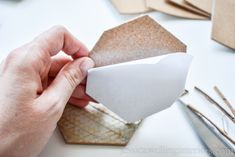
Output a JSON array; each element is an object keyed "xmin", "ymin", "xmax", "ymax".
[{"xmin": 111, "ymin": 0, "xmax": 212, "ymax": 19}]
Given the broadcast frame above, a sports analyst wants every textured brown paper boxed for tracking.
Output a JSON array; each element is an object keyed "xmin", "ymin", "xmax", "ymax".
[
  {"xmin": 212, "ymin": 0, "xmax": 235, "ymax": 49},
  {"xmin": 169, "ymin": 0, "xmax": 210, "ymax": 17},
  {"xmin": 58, "ymin": 103, "xmax": 139, "ymax": 145},
  {"xmin": 111, "ymin": 0, "xmax": 151, "ymax": 14},
  {"xmin": 59, "ymin": 15, "xmax": 187, "ymax": 145},
  {"xmin": 89, "ymin": 15, "xmax": 186, "ymax": 67},
  {"xmin": 185, "ymin": 0, "xmax": 212, "ymax": 14},
  {"xmin": 146, "ymin": 0, "xmax": 208, "ymax": 20}
]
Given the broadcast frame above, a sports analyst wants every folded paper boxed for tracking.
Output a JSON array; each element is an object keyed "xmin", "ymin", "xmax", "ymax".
[
  {"xmin": 185, "ymin": 0, "xmax": 212, "ymax": 15},
  {"xmin": 146, "ymin": 0, "xmax": 208, "ymax": 20},
  {"xmin": 212, "ymin": 0, "xmax": 235, "ymax": 50},
  {"xmin": 169, "ymin": 0, "xmax": 210, "ymax": 17},
  {"xmin": 87, "ymin": 53, "xmax": 192, "ymax": 122},
  {"xmin": 111, "ymin": 0, "xmax": 151, "ymax": 14}
]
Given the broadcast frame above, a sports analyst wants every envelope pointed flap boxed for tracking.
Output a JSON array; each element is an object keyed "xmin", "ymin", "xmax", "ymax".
[{"xmin": 89, "ymin": 15, "xmax": 186, "ymax": 67}]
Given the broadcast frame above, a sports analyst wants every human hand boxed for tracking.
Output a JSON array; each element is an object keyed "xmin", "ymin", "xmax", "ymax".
[{"xmin": 0, "ymin": 26, "xmax": 94, "ymax": 157}]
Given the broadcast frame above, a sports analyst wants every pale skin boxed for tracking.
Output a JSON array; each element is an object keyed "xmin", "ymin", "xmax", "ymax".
[{"xmin": 0, "ymin": 26, "xmax": 95, "ymax": 157}]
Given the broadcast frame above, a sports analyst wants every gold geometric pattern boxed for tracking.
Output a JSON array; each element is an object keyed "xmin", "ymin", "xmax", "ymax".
[{"xmin": 58, "ymin": 103, "xmax": 140, "ymax": 146}]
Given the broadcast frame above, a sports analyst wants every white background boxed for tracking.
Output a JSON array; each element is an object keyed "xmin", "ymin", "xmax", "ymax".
[{"xmin": 0, "ymin": 0, "xmax": 234, "ymax": 157}]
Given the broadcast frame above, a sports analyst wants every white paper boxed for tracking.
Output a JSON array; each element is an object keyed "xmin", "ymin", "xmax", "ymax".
[{"xmin": 86, "ymin": 53, "xmax": 193, "ymax": 122}]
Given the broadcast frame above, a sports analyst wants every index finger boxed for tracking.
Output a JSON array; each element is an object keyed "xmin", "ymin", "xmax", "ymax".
[{"xmin": 33, "ymin": 26, "xmax": 89, "ymax": 58}]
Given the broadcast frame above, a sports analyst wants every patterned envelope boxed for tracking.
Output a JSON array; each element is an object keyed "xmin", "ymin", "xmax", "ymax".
[
  {"xmin": 58, "ymin": 15, "xmax": 187, "ymax": 145},
  {"xmin": 58, "ymin": 103, "xmax": 140, "ymax": 145}
]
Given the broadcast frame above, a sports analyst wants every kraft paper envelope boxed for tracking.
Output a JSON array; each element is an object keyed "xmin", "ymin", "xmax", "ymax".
[
  {"xmin": 146, "ymin": 0, "xmax": 208, "ymax": 20},
  {"xmin": 111, "ymin": 0, "xmax": 151, "ymax": 14},
  {"xmin": 212, "ymin": 0, "xmax": 235, "ymax": 49},
  {"xmin": 86, "ymin": 53, "xmax": 192, "ymax": 122},
  {"xmin": 185, "ymin": 0, "xmax": 212, "ymax": 15},
  {"xmin": 58, "ymin": 15, "xmax": 190, "ymax": 145},
  {"xmin": 169, "ymin": 0, "xmax": 210, "ymax": 17},
  {"xmin": 87, "ymin": 15, "xmax": 191, "ymax": 122}
]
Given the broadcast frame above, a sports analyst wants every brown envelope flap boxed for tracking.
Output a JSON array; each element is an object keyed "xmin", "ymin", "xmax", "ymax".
[{"xmin": 89, "ymin": 15, "xmax": 187, "ymax": 67}]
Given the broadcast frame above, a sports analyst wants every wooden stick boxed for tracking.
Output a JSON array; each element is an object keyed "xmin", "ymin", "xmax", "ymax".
[
  {"xmin": 187, "ymin": 105, "xmax": 235, "ymax": 145},
  {"xmin": 214, "ymin": 86, "xmax": 235, "ymax": 117},
  {"xmin": 180, "ymin": 89, "xmax": 189, "ymax": 97},
  {"xmin": 194, "ymin": 86, "xmax": 235, "ymax": 123}
]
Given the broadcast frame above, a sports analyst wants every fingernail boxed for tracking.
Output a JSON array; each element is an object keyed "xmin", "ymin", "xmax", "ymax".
[{"xmin": 80, "ymin": 58, "xmax": 94, "ymax": 75}]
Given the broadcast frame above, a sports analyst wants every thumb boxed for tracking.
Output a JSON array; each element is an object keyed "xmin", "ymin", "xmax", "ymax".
[{"xmin": 39, "ymin": 57, "xmax": 94, "ymax": 111}]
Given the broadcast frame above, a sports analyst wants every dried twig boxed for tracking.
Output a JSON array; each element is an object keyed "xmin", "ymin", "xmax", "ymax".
[
  {"xmin": 187, "ymin": 105, "xmax": 235, "ymax": 145},
  {"xmin": 180, "ymin": 89, "xmax": 189, "ymax": 97},
  {"xmin": 194, "ymin": 86, "xmax": 235, "ymax": 123},
  {"xmin": 214, "ymin": 86, "xmax": 235, "ymax": 117}
]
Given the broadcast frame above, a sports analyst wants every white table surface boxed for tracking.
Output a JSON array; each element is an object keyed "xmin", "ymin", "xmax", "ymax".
[{"xmin": 0, "ymin": 0, "xmax": 235, "ymax": 157}]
